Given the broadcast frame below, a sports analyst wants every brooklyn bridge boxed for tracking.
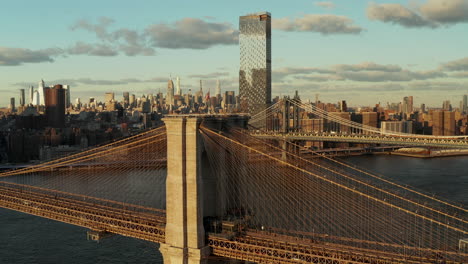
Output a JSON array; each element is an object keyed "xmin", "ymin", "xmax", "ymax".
[{"xmin": 0, "ymin": 101, "xmax": 467, "ymax": 263}]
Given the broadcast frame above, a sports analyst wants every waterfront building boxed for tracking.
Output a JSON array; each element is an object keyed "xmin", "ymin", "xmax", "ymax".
[
  {"xmin": 239, "ymin": 11, "xmax": 271, "ymax": 116},
  {"xmin": 444, "ymin": 111, "xmax": 455, "ymax": 136},
  {"xmin": 381, "ymin": 121, "xmax": 413, "ymax": 134},
  {"xmin": 432, "ymin": 111, "xmax": 444, "ymax": 136},
  {"xmin": 362, "ymin": 112, "xmax": 378, "ymax": 128}
]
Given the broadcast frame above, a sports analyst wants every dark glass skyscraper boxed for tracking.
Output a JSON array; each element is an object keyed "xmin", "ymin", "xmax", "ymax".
[
  {"xmin": 239, "ymin": 12, "xmax": 271, "ymax": 117},
  {"xmin": 45, "ymin": 84, "xmax": 65, "ymax": 128}
]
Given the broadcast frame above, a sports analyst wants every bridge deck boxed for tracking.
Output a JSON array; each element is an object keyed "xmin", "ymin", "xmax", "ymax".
[
  {"xmin": 0, "ymin": 183, "xmax": 166, "ymax": 244},
  {"xmin": 252, "ymin": 132, "xmax": 468, "ymax": 148}
]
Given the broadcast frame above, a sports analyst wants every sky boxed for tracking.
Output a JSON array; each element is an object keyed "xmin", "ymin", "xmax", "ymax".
[{"xmin": 1, "ymin": 0, "xmax": 468, "ymax": 108}]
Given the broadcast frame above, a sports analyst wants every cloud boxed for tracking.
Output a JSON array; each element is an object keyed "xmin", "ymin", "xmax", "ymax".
[
  {"xmin": 70, "ymin": 17, "xmax": 155, "ymax": 56},
  {"xmin": 272, "ymin": 82, "xmax": 321, "ymax": 95},
  {"xmin": 337, "ymin": 69, "xmax": 446, "ymax": 82},
  {"xmin": 314, "ymin": 1, "xmax": 336, "ymax": 9},
  {"xmin": 0, "ymin": 47, "xmax": 63, "ymax": 66},
  {"xmin": 71, "ymin": 17, "xmax": 238, "ymax": 52},
  {"xmin": 70, "ymin": 17, "xmax": 115, "ymax": 39},
  {"xmin": 149, "ymin": 77, "xmax": 170, "ymax": 82},
  {"xmin": 441, "ymin": 57, "xmax": 468, "ymax": 71},
  {"xmin": 272, "ymin": 14, "xmax": 363, "ymax": 34},
  {"xmin": 146, "ymin": 18, "xmax": 238, "ymax": 49},
  {"xmin": 367, "ymin": 3, "xmax": 435, "ymax": 28},
  {"xmin": 407, "ymin": 80, "xmax": 467, "ymax": 91},
  {"xmin": 367, "ymin": 1, "xmax": 468, "ymax": 28},
  {"xmin": 1, "ymin": 16, "xmax": 238, "ymax": 66},
  {"xmin": 420, "ymin": 0, "xmax": 468, "ymax": 24},
  {"xmin": 274, "ymin": 67, "xmax": 335, "ymax": 81},
  {"xmin": 333, "ymin": 62, "xmax": 402, "ymax": 72},
  {"xmin": 12, "ymin": 77, "xmax": 168, "ymax": 87},
  {"xmin": 188, "ymin": 72, "xmax": 230, "ymax": 78},
  {"xmin": 274, "ymin": 62, "xmax": 448, "ymax": 82},
  {"xmin": 294, "ymin": 75, "xmax": 343, "ymax": 82},
  {"xmin": 67, "ymin": 42, "xmax": 118, "ymax": 56},
  {"xmin": 451, "ymin": 71, "xmax": 468, "ymax": 78}
]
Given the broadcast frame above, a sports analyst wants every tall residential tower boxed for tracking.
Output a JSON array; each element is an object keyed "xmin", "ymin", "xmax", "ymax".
[{"xmin": 239, "ymin": 12, "xmax": 271, "ymax": 117}]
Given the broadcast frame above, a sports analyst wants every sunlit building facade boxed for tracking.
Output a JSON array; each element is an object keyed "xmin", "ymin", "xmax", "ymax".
[{"xmin": 239, "ymin": 12, "xmax": 271, "ymax": 117}]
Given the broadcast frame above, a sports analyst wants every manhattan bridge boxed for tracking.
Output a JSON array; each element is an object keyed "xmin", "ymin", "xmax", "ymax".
[{"xmin": 0, "ymin": 98, "xmax": 467, "ymax": 263}]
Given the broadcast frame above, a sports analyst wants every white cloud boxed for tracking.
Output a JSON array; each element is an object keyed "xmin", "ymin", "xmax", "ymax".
[
  {"xmin": 273, "ymin": 14, "xmax": 363, "ymax": 35},
  {"xmin": 274, "ymin": 62, "xmax": 449, "ymax": 82},
  {"xmin": 441, "ymin": 57, "xmax": 468, "ymax": 71},
  {"xmin": 67, "ymin": 42, "xmax": 118, "ymax": 56},
  {"xmin": 367, "ymin": 3, "xmax": 435, "ymax": 28},
  {"xmin": 367, "ymin": 0, "xmax": 468, "ymax": 28},
  {"xmin": 146, "ymin": 18, "xmax": 238, "ymax": 49},
  {"xmin": 337, "ymin": 69, "xmax": 446, "ymax": 82},
  {"xmin": 0, "ymin": 47, "xmax": 63, "ymax": 66},
  {"xmin": 420, "ymin": 0, "xmax": 468, "ymax": 24}
]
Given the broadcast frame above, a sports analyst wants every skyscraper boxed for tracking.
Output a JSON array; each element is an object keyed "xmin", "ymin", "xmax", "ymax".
[
  {"xmin": 443, "ymin": 111, "xmax": 455, "ymax": 136},
  {"xmin": 29, "ymin": 86, "xmax": 34, "ymax": 105},
  {"xmin": 123, "ymin": 92, "xmax": 130, "ymax": 107},
  {"xmin": 239, "ymin": 12, "xmax": 271, "ymax": 116},
  {"xmin": 19, "ymin": 89, "xmax": 25, "ymax": 106},
  {"xmin": 105, "ymin": 92, "xmax": 115, "ymax": 103},
  {"xmin": 215, "ymin": 80, "xmax": 221, "ymax": 97},
  {"xmin": 463, "ymin": 95, "xmax": 467, "ymax": 113},
  {"xmin": 63, "ymin": 85, "xmax": 71, "ymax": 108},
  {"xmin": 432, "ymin": 111, "xmax": 444, "ymax": 136},
  {"xmin": 176, "ymin": 76, "xmax": 181, "ymax": 96},
  {"xmin": 408, "ymin": 96, "xmax": 413, "ymax": 113},
  {"xmin": 32, "ymin": 91, "xmax": 40, "ymax": 106},
  {"xmin": 45, "ymin": 84, "xmax": 65, "ymax": 128},
  {"xmin": 167, "ymin": 79, "xmax": 174, "ymax": 106},
  {"xmin": 129, "ymin": 94, "xmax": 136, "ymax": 108},
  {"xmin": 38, "ymin": 79, "xmax": 46, "ymax": 105},
  {"xmin": 9, "ymin": 98, "xmax": 15, "ymax": 112},
  {"xmin": 442, "ymin": 100, "xmax": 451, "ymax": 111}
]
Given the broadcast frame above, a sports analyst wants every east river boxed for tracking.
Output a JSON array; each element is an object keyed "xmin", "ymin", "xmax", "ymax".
[{"xmin": 0, "ymin": 155, "xmax": 466, "ymax": 263}]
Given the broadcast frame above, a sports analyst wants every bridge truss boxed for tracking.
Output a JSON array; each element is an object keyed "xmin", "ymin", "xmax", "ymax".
[{"xmin": 249, "ymin": 98, "xmax": 468, "ymax": 148}]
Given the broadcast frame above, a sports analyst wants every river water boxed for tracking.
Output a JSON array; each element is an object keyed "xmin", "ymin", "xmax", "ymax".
[{"xmin": 0, "ymin": 155, "xmax": 466, "ymax": 263}]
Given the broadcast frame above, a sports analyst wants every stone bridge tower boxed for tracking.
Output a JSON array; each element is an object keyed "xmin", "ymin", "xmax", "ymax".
[{"xmin": 160, "ymin": 115, "xmax": 248, "ymax": 264}]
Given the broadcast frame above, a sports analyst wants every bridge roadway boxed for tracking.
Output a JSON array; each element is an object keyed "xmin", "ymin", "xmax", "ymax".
[
  {"xmin": 251, "ymin": 131, "xmax": 468, "ymax": 149},
  {"xmin": 209, "ymin": 231, "xmax": 464, "ymax": 264},
  {"xmin": 1, "ymin": 182, "xmax": 463, "ymax": 264},
  {"xmin": 0, "ymin": 182, "xmax": 166, "ymax": 243}
]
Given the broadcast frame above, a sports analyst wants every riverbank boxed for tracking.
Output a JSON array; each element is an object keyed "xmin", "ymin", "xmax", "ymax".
[{"xmin": 390, "ymin": 147, "xmax": 468, "ymax": 158}]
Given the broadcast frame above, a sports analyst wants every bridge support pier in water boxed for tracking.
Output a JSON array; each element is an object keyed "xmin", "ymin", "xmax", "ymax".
[{"xmin": 161, "ymin": 115, "xmax": 248, "ymax": 264}]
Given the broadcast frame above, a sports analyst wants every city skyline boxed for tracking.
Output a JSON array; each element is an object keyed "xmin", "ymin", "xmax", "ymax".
[{"xmin": 1, "ymin": 0, "xmax": 468, "ymax": 107}]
